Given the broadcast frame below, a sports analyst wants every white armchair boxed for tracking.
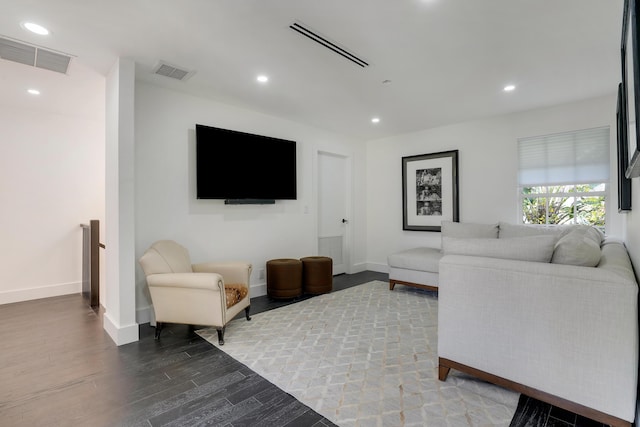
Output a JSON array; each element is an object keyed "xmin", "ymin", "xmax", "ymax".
[{"xmin": 139, "ymin": 240, "xmax": 252, "ymax": 345}]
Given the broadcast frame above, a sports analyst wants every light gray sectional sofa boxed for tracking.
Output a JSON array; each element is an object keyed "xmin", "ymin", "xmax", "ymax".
[{"xmin": 389, "ymin": 221, "xmax": 639, "ymax": 426}]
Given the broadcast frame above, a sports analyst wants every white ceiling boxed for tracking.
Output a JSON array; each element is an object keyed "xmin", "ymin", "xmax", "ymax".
[{"xmin": 0, "ymin": 0, "xmax": 625, "ymax": 140}]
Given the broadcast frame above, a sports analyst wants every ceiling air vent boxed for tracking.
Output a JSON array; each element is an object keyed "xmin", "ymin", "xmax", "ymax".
[
  {"xmin": 0, "ymin": 36, "xmax": 72, "ymax": 74},
  {"xmin": 290, "ymin": 22, "xmax": 369, "ymax": 68},
  {"xmin": 152, "ymin": 61, "xmax": 195, "ymax": 81}
]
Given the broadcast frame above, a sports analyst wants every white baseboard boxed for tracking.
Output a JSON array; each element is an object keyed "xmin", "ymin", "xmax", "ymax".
[
  {"xmin": 0, "ymin": 281, "xmax": 81, "ymax": 305},
  {"xmin": 366, "ymin": 262, "xmax": 389, "ymax": 273},
  {"xmin": 349, "ymin": 262, "xmax": 367, "ymax": 274},
  {"xmin": 251, "ymin": 282, "xmax": 267, "ymax": 298},
  {"xmin": 136, "ymin": 304, "xmax": 154, "ymax": 325},
  {"xmin": 103, "ymin": 312, "xmax": 139, "ymax": 346}
]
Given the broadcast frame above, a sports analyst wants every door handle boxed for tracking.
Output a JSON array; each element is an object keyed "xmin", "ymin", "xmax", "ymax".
[{"xmin": 342, "ymin": 219, "xmax": 349, "ymax": 224}]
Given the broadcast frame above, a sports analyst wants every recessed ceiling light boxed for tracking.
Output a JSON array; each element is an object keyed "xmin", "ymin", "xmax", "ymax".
[
  {"xmin": 371, "ymin": 117, "xmax": 380, "ymax": 124},
  {"xmin": 21, "ymin": 22, "xmax": 49, "ymax": 35},
  {"xmin": 504, "ymin": 84, "xmax": 516, "ymax": 92},
  {"xmin": 27, "ymin": 89, "xmax": 40, "ymax": 95},
  {"xmin": 257, "ymin": 75, "xmax": 269, "ymax": 83}
]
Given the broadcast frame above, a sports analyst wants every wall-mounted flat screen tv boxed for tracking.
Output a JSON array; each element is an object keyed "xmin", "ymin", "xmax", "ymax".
[{"xmin": 196, "ymin": 124, "xmax": 297, "ymax": 202}]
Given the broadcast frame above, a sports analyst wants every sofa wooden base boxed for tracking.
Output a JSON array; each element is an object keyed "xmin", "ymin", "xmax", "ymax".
[
  {"xmin": 438, "ymin": 357, "xmax": 632, "ymax": 427},
  {"xmin": 389, "ymin": 279, "xmax": 438, "ymax": 292}
]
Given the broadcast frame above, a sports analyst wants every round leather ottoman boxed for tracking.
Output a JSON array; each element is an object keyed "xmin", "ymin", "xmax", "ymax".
[
  {"xmin": 301, "ymin": 256, "xmax": 333, "ymax": 295},
  {"xmin": 266, "ymin": 258, "xmax": 303, "ymax": 299}
]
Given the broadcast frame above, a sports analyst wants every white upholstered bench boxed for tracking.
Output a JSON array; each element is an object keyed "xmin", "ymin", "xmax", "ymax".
[{"xmin": 387, "ymin": 247, "xmax": 442, "ymax": 292}]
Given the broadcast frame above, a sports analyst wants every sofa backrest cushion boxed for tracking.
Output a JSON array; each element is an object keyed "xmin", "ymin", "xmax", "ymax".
[
  {"xmin": 551, "ymin": 226, "xmax": 604, "ymax": 267},
  {"xmin": 498, "ymin": 222, "xmax": 566, "ymax": 238},
  {"xmin": 442, "ymin": 235, "xmax": 557, "ymax": 263},
  {"xmin": 441, "ymin": 221, "xmax": 499, "ymax": 238}
]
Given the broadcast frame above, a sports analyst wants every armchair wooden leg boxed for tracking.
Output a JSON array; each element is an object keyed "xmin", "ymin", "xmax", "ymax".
[
  {"xmin": 217, "ymin": 327, "xmax": 225, "ymax": 345},
  {"xmin": 154, "ymin": 322, "xmax": 163, "ymax": 340},
  {"xmin": 245, "ymin": 306, "xmax": 251, "ymax": 321}
]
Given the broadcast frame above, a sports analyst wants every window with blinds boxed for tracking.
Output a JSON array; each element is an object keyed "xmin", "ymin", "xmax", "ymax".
[{"xmin": 517, "ymin": 127, "xmax": 610, "ymax": 228}]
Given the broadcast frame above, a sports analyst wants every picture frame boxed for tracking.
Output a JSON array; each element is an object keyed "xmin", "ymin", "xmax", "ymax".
[
  {"xmin": 402, "ymin": 150, "xmax": 459, "ymax": 232},
  {"xmin": 617, "ymin": 82, "xmax": 632, "ymax": 211},
  {"xmin": 622, "ymin": 0, "xmax": 640, "ymax": 178}
]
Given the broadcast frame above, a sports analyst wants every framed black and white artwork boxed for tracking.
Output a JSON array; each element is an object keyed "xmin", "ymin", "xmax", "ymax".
[{"xmin": 402, "ymin": 150, "xmax": 459, "ymax": 232}]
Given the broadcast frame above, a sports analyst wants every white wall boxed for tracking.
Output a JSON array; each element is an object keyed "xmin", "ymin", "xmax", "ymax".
[
  {"xmin": 366, "ymin": 94, "xmax": 621, "ymax": 271},
  {"xmin": 134, "ymin": 82, "xmax": 366, "ymax": 319},
  {"xmin": 623, "ymin": 158, "xmax": 640, "ymax": 275},
  {"xmin": 0, "ymin": 86, "xmax": 105, "ymax": 304}
]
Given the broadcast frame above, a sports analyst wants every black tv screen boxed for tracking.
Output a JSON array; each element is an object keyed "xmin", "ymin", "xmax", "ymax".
[{"xmin": 196, "ymin": 124, "xmax": 297, "ymax": 201}]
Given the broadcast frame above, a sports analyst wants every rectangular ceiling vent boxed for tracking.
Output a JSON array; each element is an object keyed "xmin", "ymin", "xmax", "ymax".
[
  {"xmin": 152, "ymin": 61, "xmax": 195, "ymax": 81},
  {"xmin": 290, "ymin": 22, "xmax": 369, "ymax": 68},
  {"xmin": 0, "ymin": 36, "xmax": 72, "ymax": 74}
]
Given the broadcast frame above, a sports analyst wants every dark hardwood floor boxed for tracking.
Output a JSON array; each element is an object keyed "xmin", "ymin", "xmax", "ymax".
[
  {"xmin": 510, "ymin": 395, "xmax": 608, "ymax": 427},
  {"xmin": 0, "ymin": 272, "xmax": 610, "ymax": 426},
  {"xmin": 0, "ymin": 272, "xmax": 385, "ymax": 427}
]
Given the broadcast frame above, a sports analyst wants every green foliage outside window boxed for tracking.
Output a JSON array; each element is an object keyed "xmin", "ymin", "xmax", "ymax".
[{"xmin": 521, "ymin": 185, "xmax": 605, "ymax": 227}]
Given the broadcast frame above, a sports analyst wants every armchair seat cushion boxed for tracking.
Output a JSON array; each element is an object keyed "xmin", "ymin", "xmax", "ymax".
[{"xmin": 225, "ymin": 284, "xmax": 248, "ymax": 308}]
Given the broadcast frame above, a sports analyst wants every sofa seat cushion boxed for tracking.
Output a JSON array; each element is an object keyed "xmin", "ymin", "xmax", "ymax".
[
  {"xmin": 388, "ymin": 247, "xmax": 442, "ymax": 273},
  {"xmin": 551, "ymin": 226, "xmax": 604, "ymax": 267},
  {"xmin": 442, "ymin": 235, "xmax": 557, "ymax": 263},
  {"xmin": 224, "ymin": 284, "xmax": 248, "ymax": 308}
]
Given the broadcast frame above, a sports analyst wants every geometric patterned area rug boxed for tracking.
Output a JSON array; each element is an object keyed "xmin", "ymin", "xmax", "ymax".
[{"xmin": 197, "ymin": 281, "xmax": 519, "ymax": 426}]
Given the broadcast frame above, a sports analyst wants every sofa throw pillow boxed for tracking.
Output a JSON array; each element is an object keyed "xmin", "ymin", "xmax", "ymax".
[
  {"xmin": 442, "ymin": 235, "xmax": 557, "ymax": 263},
  {"xmin": 551, "ymin": 226, "xmax": 604, "ymax": 267},
  {"xmin": 441, "ymin": 221, "xmax": 499, "ymax": 238}
]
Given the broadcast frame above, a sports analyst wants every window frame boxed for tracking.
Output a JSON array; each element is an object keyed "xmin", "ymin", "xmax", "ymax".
[{"xmin": 518, "ymin": 182, "xmax": 608, "ymax": 228}]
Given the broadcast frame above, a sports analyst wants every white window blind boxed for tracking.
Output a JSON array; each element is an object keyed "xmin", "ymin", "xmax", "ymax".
[{"xmin": 518, "ymin": 127, "xmax": 610, "ymax": 186}]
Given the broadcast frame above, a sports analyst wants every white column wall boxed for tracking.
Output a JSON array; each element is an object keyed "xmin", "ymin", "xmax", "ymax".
[
  {"xmin": 366, "ymin": 94, "xmax": 621, "ymax": 272},
  {"xmin": 104, "ymin": 58, "xmax": 139, "ymax": 345},
  {"xmin": 133, "ymin": 82, "xmax": 366, "ymax": 321}
]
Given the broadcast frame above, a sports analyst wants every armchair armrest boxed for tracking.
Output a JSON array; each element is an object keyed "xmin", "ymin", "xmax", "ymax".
[
  {"xmin": 146, "ymin": 272, "xmax": 224, "ymax": 291},
  {"xmin": 144, "ymin": 272, "xmax": 228, "ymax": 327},
  {"xmin": 192, "ymin": 262, "xmax": 252, "ymax": 286}
]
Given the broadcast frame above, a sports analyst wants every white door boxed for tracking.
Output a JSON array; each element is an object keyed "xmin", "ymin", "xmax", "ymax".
[{"xmin": 318, "ymin": 151, "xmax": 349, "ymax": 275}]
